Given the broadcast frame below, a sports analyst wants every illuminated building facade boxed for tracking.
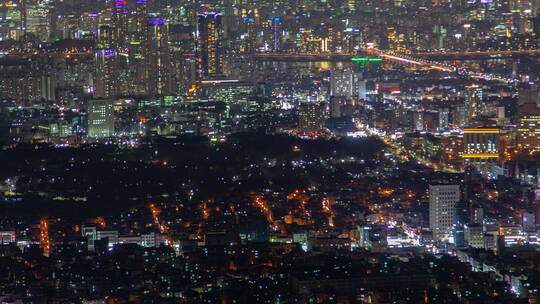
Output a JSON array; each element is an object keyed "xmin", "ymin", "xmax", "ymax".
[
  {"xmin": 25, "ymin": 2, "xmax": 51, "ymax": 42},
  {"xmin": 330, "ymin": 69, "xmax": 363, "ymax": 100},
  {"xmin": 94, "ymin": 50, "xmax": 119, "ymax": 98},
  {"xmin": 112, "ymin": 0, "xmax": 129, "ymax": 49},
  {"xmin": 517, "ymin": 103, "xmax": 540, "ymax": 151},
  {"xmin": 462, "ymin": 128, "xmax": 500, "ymax": 162},
  {"xmin": 144, "ymin": 17, "xmax": 173, "ymax": 96},
  {"xmin": 429, "ymin": 184, "xmax": 460, "ymax": 240},
  {"xmin": 196, "ymin": 13, "xmax": 224, "ymax": 80},
  {"xmin": 87, "ymin": 99, "xmax": 115, "ymax": 138},
  {"xmin": 298, "ymin": 103, "xmax": 326, "ymax": 134},
  {"xmin": 466, "ymin": 85, "xmax": 484, "ymax": 119}
]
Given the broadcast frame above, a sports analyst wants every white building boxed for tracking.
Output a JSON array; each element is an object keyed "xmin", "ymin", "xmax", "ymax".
[
  {"xmin": 87, "ymin": 99, "xmax": 114, "ymax": 138},
  {"xmin": 330, "ymin": 69, "xmax": 362, "ymax": 99},
  {"xmin": 429, "ymin": 185, "xmax": 460, "ymax": 240}
]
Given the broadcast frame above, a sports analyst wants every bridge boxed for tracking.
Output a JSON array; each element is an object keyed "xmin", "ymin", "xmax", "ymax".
[
  {"xmin": 408, "ymin": 50, "xmax": 540, "ymax": 60},
  {"xmin": 360, "ymin": 48, "xmax": 516, "ymax": 83},
  {"xmin": 251, "ymin": 53, "xmax": 357, "ymax": 62},
  {"xmin": 250, "ymin": 49, "xmax": 516, "ymax": 83},
  {"xmin": 361, "ymin": 48, "xmax": 454, "ymax": 72}
]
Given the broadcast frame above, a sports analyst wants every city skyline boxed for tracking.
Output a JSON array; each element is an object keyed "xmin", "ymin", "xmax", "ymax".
[{"xmin": 1, "ymin": 0, "xmax": 540, "ymax": 303}]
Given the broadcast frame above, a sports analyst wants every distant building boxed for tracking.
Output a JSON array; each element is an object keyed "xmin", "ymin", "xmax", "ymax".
[
  {"xmin": 298, "ymin": 103, "xmax": 326, "ymax": 134},
  {"xmin": 94, "ymin": 50, "xmax": 119, "ymax": 98},
  {"xmin": 465, "ymin": 85, "xmax": 483, "ymax": 119},
  {"xmin": 429, "ymin": 185, "xmax": 460, "ymax": 240},
  {"xmin": 0, "ymin": 231, "xmax": 16, "ymax": 244},
  {"xmin": 330, "ymin": 69, "xmax": 362, "ymax": 99},
  {"xmin": 517, "ymin": 103, "xmax": 540, "ymax": 151},
  {"xmin": 462, "ymin": 127, "xmax": 500, "ymax": 164},
  {"xmin": 196, "ymin": 13, "xmax": 224, "ymax": 79},
  {"xmin": 329, "ymin": 96, "xmax": 353, "ymax": 118},
  {"xmin": 413, "ymin": 111, "xmax": 424, "ymax": 131},
  {"xmin": 201, "ymin": 80, "xmax": 258, "ymax": 103},
  {"xmin": 144, "ymin": 17, "xmax": 174, "ymax": 96},
  {"xmin": 464, "ymin": 224, "xmax": 483, "ymax": 248},
  {"xmin": 438, "ymin": 108, "xmax": 449, "ymax": 130},
  {"xmin": 87, "ymin": 99, "xmax": 114, "ymax": 138},
  {"xmin": 472, "ymin": 207, "xmax": 484, "ymax": 225},
  {"xmin": 518, "ymin": 86, "xmax": 539, "ymax": 106},
  {"xmin": 96, "ymin": 230, "xmax": 119, "ymax": 246},
  {"xmin": 141, "ymin": 232, "xmax": 165, "ymax": 248},
  {"xmin": 25, "ymin": 3, "xmax": 51, "ymax": 42},
  {"xmin": 523, "ymin": 212, "xmax": 535, "ymax": 232}
]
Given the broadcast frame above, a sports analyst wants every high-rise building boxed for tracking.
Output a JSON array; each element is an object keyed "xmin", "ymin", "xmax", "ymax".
[
  {"xmin": 330, "ymin": 69, "xmax": 362, "ymax": 99},
  {"xmin": 413, "ymin": 111, "xmax": 424, "ymax": 131},
  {"xmin": 25, "ymin": 2, "xmax": 51, "ymax": 42},
  {"xmin": 87, "ymin": 99, "xmax": 114, "ymax": 138},
  {"xmin": 112, "ymin": 0, "xmax": 129, "ymax": 48},
  {"xmin": 144, "ymin": 17, "xmax": 173, "ymax": 96},
  {"xmin": 196, "ymin": 13, "xmax": 224, "ymax": 80},
  {"xmin": 465, "ymin": 85, "xmax": 483, "ymax": 118},
  {"xmin": 298, "ymin": 103, "xmax": 326, "ymax": 134},
  {"xmin": 472, "ymin": 207, "xmax": 484, "ymax": 225},
  {"xmin": 94, "ymin": 50, "xmax": 119, "ymax": 98},
  {"xmin": 429, "ymin": 184, "xmax": 460, "ymax": 240}
]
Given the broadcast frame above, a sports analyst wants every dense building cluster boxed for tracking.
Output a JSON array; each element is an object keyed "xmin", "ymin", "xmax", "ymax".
[{"xmin": 0, "ymin": 0, "xmax": 540, "ymax": 303}]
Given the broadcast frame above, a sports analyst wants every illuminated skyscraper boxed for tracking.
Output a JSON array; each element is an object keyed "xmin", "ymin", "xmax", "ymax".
[
  {"xmin": 87, "ymin": 99, "xmax": 115, "ymax": 138},
  {"xmin": 25, "ymin": 2, "xmax": 51, "ymax": 42},
  {"xmin": 144, "ymin": 17, "xmax": 173, "ymax": 96},
  {"xmin": 134, "ymin": 0, "xmax": 150, "ymax": 43},
  {"xmin": 112, "ymin": 0, "xmax": 129, "ymax": 48},
  {"xmin": 196, "ymin": 13, "xmax": 224, "ymax": 80},
  {"xmin": 94, "ymin": 50, "xmax": 119, "ymax": 98}
]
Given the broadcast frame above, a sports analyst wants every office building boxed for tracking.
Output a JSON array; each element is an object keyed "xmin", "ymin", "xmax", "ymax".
[
  {"xmin": 517, "ymin": 103, "xmax": 540, "ymax": 151},
  {"xmin": 429, "ymin": 185, "xmax": 460, "ymax": 240},
  {"xmin": 464, "ymin": 224, "xmax": 484, "ymax": 248},
  {"xmin": 330, "ymin": 70, "xmax": 362, "ymax": 99},
  {"xmin": 25, "ymin": 3, "xmax": 51, "ymax": 42},
  {"xmin": 462, "ymin": 127, "xmax": 500, "ymax": 163},
  {"xmin": 298, "ymin": 103, "xmax": 326, "ymax": 134},
  {"xmin": 87, "ymin": 99, "xmax": 115, "ymax": 138}
]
